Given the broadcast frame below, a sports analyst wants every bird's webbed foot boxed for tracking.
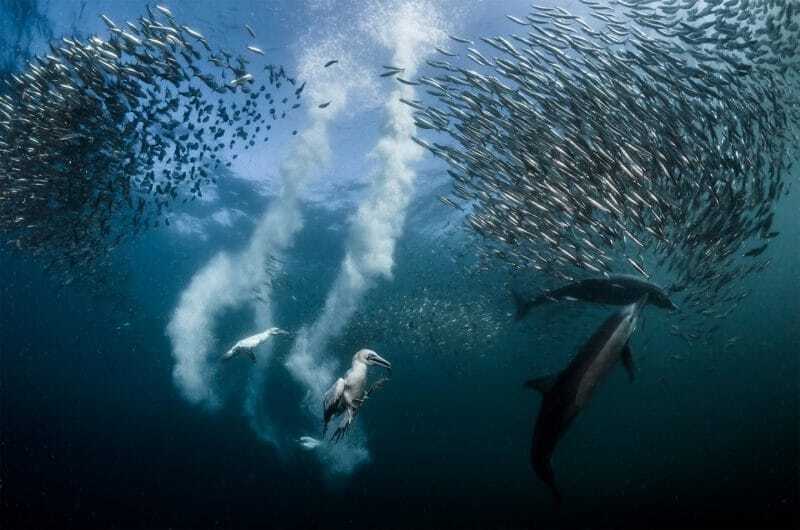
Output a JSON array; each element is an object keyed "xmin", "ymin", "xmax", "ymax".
[
  {"xmin": 361, "ymin": 377, "xmax": 389, "ymax": 403},
  {"xmin": 369, "ymin": 377, "xmax": 389, "ymax": 394}
]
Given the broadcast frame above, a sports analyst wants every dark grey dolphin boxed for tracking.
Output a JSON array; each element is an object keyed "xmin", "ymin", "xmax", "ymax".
[
  {"xmin": 525, "ymin": 295, "xmax": 648, "ymax": 504},
  {"xmin": 513, "ymin": 274, "xmax": 675, "ymax": 320}
]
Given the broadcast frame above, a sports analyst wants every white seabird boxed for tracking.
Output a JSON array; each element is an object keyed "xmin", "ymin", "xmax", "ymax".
[
  {"xmin": 221, "ymin": 327, "xmax": 289, "ymax": 363},
  {"xmin": 322, "ymin": 348, "xmax": 391, "ymax": 442}
]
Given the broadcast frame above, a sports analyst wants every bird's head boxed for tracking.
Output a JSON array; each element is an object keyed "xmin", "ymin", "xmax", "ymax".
[{"xmin": 354, "ymin": 349, "xmax": 392, "ymax": 370}]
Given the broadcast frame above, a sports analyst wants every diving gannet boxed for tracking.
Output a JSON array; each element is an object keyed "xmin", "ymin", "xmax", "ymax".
[
  {"xmin": 221, "ymin": 327, "xmax": 289, "ymax": 363},
  {"xmin": 322, "ymin": 349, "xmax": 391, "ymax": 442}
]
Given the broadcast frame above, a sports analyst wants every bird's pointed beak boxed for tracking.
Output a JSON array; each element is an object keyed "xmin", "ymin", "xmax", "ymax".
[{"xmin": 369, "ymin": 353, "xmax": 392, "ymax": 371}]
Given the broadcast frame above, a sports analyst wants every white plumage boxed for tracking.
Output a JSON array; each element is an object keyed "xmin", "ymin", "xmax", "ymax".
[{"xmin": 221, "ymin": 327, "xmax": 289, "ymax": 363}]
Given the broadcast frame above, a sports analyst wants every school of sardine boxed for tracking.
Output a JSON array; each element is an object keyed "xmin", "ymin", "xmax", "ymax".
[
  {"xmin": 406, "ymin": 0, "xmax": 798, "ymax": 324},
  {"xmin": 0, "ymin": 4, "xmax": 303, "ymax": 271}
]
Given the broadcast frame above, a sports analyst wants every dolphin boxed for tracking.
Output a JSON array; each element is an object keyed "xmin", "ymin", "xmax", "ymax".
[
  {"xmin": 525, "ymin": 295, "xmax": 648, "ymax": 504},
  {"xmin": 513, "ymin": 273, "xmax": 676, "ymax": 320}
]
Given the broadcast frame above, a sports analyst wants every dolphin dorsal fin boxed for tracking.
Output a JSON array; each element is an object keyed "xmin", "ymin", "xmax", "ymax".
[
  {"xmin": 524, "ymin": 374, "xmax": 557, "ymax": 394},
  {"xmin": 621, "ymin": 342, "xmax": 635, "ymax": 382}
]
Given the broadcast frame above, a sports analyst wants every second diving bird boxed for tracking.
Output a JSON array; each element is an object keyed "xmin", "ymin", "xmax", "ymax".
[{"xmin": 221, "ymin": 327, "xmax": 290, "ymax": 363}]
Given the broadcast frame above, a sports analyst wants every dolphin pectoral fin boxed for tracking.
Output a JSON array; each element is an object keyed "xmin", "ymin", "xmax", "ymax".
[
  {"xmin": 621, "ymin": 343, "xmax": 635, "ymax": 382},
  {"xmin": 246, "ymin": 350, "xmax": 256, "ymax": 363},
  {"xmin": 524, "ymin": 375, "xmax": 557, "ymax": 394}
]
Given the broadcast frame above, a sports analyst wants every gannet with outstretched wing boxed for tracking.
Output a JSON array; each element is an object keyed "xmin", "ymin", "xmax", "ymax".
[
  {"xmin": 323, "ymin": 349, "xmax": 391, "ymax": 442},
  {"xmin": 221, "ymin": 327, "xmax": 289, "ymax": 363}
]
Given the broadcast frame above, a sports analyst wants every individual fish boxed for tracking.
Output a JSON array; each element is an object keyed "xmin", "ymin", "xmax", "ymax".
[
  {"xmin": 396, "ymin": 77, "xmax": 420, "ymax": 86},
  {"xmin": 435, "ymin": 47, "xmax": 457, "ymax": 57},
  {"xmin": 100, "ymin": 14, "xmax": 117, "ymax": 29},
  {"xmin": 229, "ymin": 73, "xmax": 254, "ymax": 86},
  {"xmin": 438, "ymin": 195, "xmax": 463, "ymax": 210},
  {"xmin": 744, "ymin": 244, "xmax": 768, "ymax": 257},
  {"xmin": 449, "ymin": 34, "xmax": 473, "ymax": 44},
  {"xmin": 155, "ymin": 4, "xmax": 173, "ymax": 18}
]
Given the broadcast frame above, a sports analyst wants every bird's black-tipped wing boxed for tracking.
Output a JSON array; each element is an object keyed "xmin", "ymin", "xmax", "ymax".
[{"xmin": 322, "ymin": 378, "xmax": 345, "ymax": 435}]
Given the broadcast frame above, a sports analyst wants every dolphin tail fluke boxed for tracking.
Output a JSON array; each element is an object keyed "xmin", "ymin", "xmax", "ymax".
[
  {"xmin": 534, "ymin": 457, "xmax": 562, "ymax": 506},
  {"xmin": 512, "ymin": 289, "xmax": 544, "ymax": 320},
  {"xmin": 548, "ymin": 480, "xmax": 563, "ymax": 507}
]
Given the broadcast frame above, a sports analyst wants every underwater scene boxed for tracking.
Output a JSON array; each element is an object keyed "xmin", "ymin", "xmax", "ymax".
[{"xmin": 0, "ymin": 0, "xmax": 798, "ymax": 528}]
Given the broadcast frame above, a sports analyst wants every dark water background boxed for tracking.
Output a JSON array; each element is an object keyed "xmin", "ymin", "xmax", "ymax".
[
  {"xmin": 1, "ymin": 173, "xmax": 797, "ymax": 529},
  {"xmin": 1, "ymin": 0, "xmax": 798, "ymax": 528}
]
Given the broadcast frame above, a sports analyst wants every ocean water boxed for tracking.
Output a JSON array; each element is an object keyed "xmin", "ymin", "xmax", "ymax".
[{"xmin": 1, "ymin": 1, "xmax": 798, "ymax": 529}]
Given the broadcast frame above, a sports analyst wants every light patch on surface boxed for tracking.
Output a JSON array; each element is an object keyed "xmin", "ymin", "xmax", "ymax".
[
  {"xmin": 169, "ymin": 213, "xmax": 209, "ymax": 241},
  {"xmin": 198, "ymin": 184, "xmax": 220, "ymax": 203},
  {"xmin": 211, "ymin": 208, "xmax": 248, "ymax": 227},
  {"xmin": 211, "ymin": 209, "xmax": 234, "ymax": 227}
]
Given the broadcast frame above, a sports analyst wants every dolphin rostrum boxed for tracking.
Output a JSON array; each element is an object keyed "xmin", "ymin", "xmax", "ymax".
[
  {"xmin": 513, "ymin": 274, "xmax": 676, "ymax": 320},
  {"xmin": 525, "ymin": 295, "xmax": 649, "ymax": 504}
]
